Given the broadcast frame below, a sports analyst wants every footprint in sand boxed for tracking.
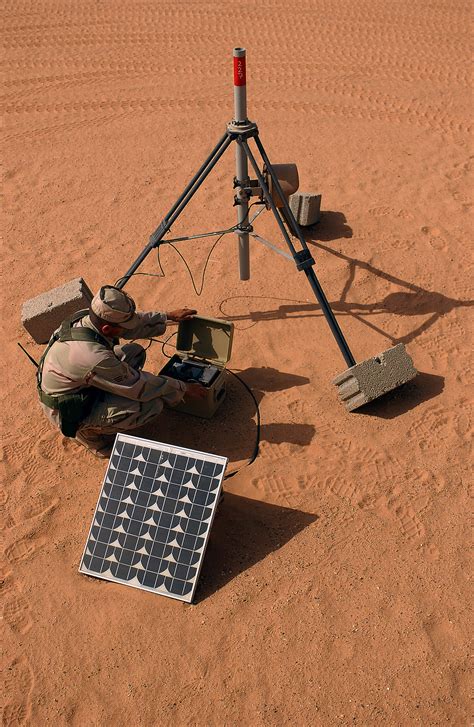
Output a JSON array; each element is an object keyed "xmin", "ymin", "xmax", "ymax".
[
  {"xmin": 407, "ymin": 403, "xmax": 472, "ymax": 451},
  {"xmin": 20, "ymin": 434, "xmax": 66, "ymax": 488},
  {"xmin": 369, "ymin": 206, "xmax": 413, "ymax": 220},
  {"xmin": 373, "ymin": 487, "xmax": 430, "ymax": 541},
  {"xmin": 0, "ymin": 497, "xmax": 16, "ymax": 530},
  {"xmin": 287, "ymin": 398, "xmax": 310, "ymax": 420},
  {"xmin": 2, "ymin": 578, "xmax": 32, "ymax": 635},
  {"xmin": 324, "ymin": 472, "xmax": 376, "ymax": 508},
  {"xmin": 0, "ymin": 494, "xmax": 39, "ymax": 637},
  {"xmin": 323, "ymin": 443, "xmax": 400, "ymax": 508},
  {"xmin": 1, "ymin": 655, "xmax": 34, "ymax": 727},
  {"xmin": 13, "ymin": 490, "xmax": 59, "ymax": 525},
  {"xmin": 317, "ymin": 507, "xmax": 366, "ymax": 586},
  {"xmin": 5, "ymin": 535, "xmax": 46, "ymax": 565},
  {"xmin": 258, "ymin": 440, "xmax": 300, "ymax": 462},
  {"xmin": 251, "ymin": 473, "xmax": 312, "ymax": 505},
  {"xmin": 417, "ymin": 314, "xmax": 468, "ymax": 371},
  {"xmin": 423, "ymin": 616, "xmax": 460, "ymax": 658},
  {"xmin": 420, "ymin": 225, "xmax": 449, "ymax": 251},
  {"xmin": 1, "ymin": 437, "xmax": 59, "ymax": 532},
  {"xmin": 2, "ymin": 425, "xmax": 66, "ymax": 494},
  {"xmin": 426, "ymin": 542, "xmax": 440, "ymax": 561}
]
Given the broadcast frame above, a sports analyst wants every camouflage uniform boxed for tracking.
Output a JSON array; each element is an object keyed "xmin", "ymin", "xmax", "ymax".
[{"xmin": 39, "ymin": 288, "xmax": 186, "ymax": 455}]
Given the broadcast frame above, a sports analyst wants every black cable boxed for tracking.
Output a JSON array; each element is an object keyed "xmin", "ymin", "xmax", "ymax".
[
  {"xmin": 145, "ymin": 334, "xmax": 260, "ymax": 479},
  {"xmin": 134, "ymin": 333, "xmax": 178, "ymax": 358},
  {"xmin": 160, "ymin": 331, "xmax": 177, "ymax": 359},
  {"xmin": 114, "ymin": 271, "xmax": 165, "ymax": 288},
  {"xmin": 115, "ymin": 233, "xmax": 228, "ymax": 295},
  {"xmin": 158, "ymin": 201, "xmax": 261, "ymax": 295},
  {"xmin": 222, "ymin": 368, "xmax": 260, "ymax": 480},
  {"xmin": 116, "ymin": 201, "xmax": 262, "ymax": 293},
  {"xmin": 165, "ymin": 231, "xmax": 228, "ymax": 296},
  {"xmin": 142, "ymin": 336, "xmax": 164, "ymax": 352}
]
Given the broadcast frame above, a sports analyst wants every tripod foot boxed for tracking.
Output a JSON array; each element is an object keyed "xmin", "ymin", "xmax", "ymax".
[{"xmin": 333, "ymin": 343, "xmax": 417, "ymax": 411}]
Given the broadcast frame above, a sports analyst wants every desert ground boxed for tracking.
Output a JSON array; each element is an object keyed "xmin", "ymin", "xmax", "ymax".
[{"xmin": 1, "ymin": 1, "xmax": 472, "ymax": 725}]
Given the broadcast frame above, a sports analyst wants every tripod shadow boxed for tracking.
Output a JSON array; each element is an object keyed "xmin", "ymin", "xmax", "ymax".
[
  {"xmin": 303, "ymin": 234, "xmax": 474, "ymax": 347},
  {"xmin": 195, "ymin": 492, "xmax": 317, "ymax": 602},
  {"xmin": 141, "ymin": 365, "xmax": 315, "ymax": 465},
  {"xmin": 214, "ymin": 211, "xmax": 474, "ymax": 413},
  {"xmin": 219, "ymin": 216, "xmax": 473, "ymax": 349}
]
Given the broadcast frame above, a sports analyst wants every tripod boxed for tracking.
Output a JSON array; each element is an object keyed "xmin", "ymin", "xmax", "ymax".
[{"xmin": 116, "ymin": 49, "xmax": 356, "ymax": 369}]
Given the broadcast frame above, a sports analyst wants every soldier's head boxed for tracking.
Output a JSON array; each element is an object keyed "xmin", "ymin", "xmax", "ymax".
[{"xmin": 89, "ymin": 286, "xmax": 139, "ymax": 336}]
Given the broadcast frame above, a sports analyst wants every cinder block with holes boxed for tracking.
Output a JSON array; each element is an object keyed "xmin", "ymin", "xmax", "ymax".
[
  {"xmin": 289, "ymin": 192, "xmax": 322, "ymax": 226},
  {"xmin": 21, "ymin": 277, "xmax": 93, "ymax": 344},
  {"xmin": 333, "ymin": 343, "xmax": 417, "ymax": 411}
]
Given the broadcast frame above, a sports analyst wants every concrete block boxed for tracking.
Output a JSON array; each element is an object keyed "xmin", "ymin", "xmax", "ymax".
[
  {"xmin": 289, "ymin": 192, "xmax": 322, "ymax": 226},
  {"xmin": 21, "ymin": 278, "xmax": 93, "ymax": 343},
  {"xmin": 333, "ymin": 343, "xmax": 417, "ymax": 411}
]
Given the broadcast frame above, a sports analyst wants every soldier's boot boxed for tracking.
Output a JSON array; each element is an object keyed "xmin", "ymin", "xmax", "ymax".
[{"xmin": 75, "ymin": 431, "xmax": 115, "ymax": 459}]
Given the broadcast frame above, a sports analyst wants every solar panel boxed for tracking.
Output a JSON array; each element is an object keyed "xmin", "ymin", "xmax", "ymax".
[{"xmin": 79, "ymin": 433, "xmax": 227, "ymax": 603}]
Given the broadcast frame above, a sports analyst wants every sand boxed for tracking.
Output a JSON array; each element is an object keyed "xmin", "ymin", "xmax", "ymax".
[{"xmin": 2, "ymin": 1, "xmax": 472, "ymax": 725}]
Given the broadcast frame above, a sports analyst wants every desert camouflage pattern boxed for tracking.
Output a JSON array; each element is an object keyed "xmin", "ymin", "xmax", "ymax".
[
  {"xmin": 90, "ymin": 286, "xmax": 140, "ymax": 328},
  {"xmin": 40, "ymin": 312, "xmax": 186, "ymax": 445}
]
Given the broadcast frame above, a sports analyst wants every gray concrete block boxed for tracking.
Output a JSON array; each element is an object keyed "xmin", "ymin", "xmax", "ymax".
[
  {"xmin": 21, "ymin": 278, "xmax": 93, "ymax": 343},
  {"xmin": 333, "ymin": 343, "xmax": 417, "ymax": 411},
  {"xmin": 289, "ymin": 192, "xmax": 322, "ymax": 226}
]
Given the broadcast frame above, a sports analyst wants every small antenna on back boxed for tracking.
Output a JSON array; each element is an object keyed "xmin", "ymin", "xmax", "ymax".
[{"xmin": 17, "ymin": 342, "xmax": 39, "ymax": 368}]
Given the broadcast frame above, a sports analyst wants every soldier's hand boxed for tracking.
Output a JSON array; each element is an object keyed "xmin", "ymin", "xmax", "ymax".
[
  {"xmin": 184, "ymin": 383, "xmax": 207, "ymax": 400},
  {"xmin": 167, "ymin": 308, "xmax": 197, "ymax": 322}
]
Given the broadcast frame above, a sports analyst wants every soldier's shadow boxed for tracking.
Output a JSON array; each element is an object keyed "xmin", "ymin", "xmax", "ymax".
[
  {"xmin": 195, "ymin": 492, "xmax": 317, "ymax": 602},
  {"xmin": 141, "ymin": 365, "xmax": 315, "ymax": 466}
]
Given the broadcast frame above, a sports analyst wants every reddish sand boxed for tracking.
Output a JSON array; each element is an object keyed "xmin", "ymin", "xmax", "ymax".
[{"xmin": 2, "ymin": 1, "xmax": 472, "ymax": 725}]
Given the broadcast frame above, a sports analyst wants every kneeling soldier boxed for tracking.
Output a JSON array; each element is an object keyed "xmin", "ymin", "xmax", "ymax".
[{"xmin": 37, "ymin": 285, "xmax": 205, "ymax": 457}]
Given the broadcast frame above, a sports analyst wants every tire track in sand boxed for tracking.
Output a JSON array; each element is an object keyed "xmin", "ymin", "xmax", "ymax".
[{"xmin": 3, "ymin": 95, "xmax": 470, "ymax": 144}]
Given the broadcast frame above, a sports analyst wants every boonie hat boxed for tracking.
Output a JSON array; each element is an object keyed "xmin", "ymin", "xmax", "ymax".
[{"xmin": 90, "ymin": 286, "xmax": 139, "ymax": 329}]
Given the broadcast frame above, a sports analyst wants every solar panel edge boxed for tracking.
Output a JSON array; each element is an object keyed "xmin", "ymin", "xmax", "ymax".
[
  {"xmin": 187, "ymin": 479, "xmax": 224, "ymax": 603},
  {"xmin": 78, "ymin": 564, "xmax": 194, "ymax": 603},
  {"xmin": 115, "ymin": 433, "xmax": 228, "ymax": 469}
]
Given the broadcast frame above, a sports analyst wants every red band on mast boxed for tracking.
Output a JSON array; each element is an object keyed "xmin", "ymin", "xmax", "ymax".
[{"xmin": 233, "ymin": 56, "xmax": 246, "ymax": 86}]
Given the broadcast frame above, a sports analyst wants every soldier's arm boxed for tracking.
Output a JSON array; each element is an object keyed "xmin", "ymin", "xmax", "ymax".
[
  {"xmin": 119, "ymin": 308, "xmax": 197, "ymax": 340},
  {"xmin": 119, "ymin": 312, "xmax": 167, "ymax": 340},
  {"xmin": 86, "ymin": 354, "xmax": 186, "ymax": 404}
]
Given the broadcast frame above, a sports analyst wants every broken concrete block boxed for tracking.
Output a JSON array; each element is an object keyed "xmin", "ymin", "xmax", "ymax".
[
  {"xmin": 333, "ymin": 343, "xmax": 417, "ymax": 411},
  {"xmin": 21, "ymin": 277, "xmax": 93, "ymax": 343},
  {"xmin": 289, "ymin": 192, "xmax": 322, "ymax": 226}
]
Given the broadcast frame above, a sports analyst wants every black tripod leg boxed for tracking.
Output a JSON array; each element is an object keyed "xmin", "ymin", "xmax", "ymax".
[
  {"xmin": 240, "ymin": 137, "xmax": 356, "ymax": 368},
  {"xmin": 117, "ymin": 132, "xmax": 233, "ymax": 289}
]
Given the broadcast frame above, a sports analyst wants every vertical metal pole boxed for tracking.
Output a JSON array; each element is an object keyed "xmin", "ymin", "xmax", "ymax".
[
  {"xmin": 241, "ymin": 138, "xmax": 357, "ymax": 368},
  {"xmin": 233, "ymin": 47, "xmax": 250, "ymax": 280}
]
